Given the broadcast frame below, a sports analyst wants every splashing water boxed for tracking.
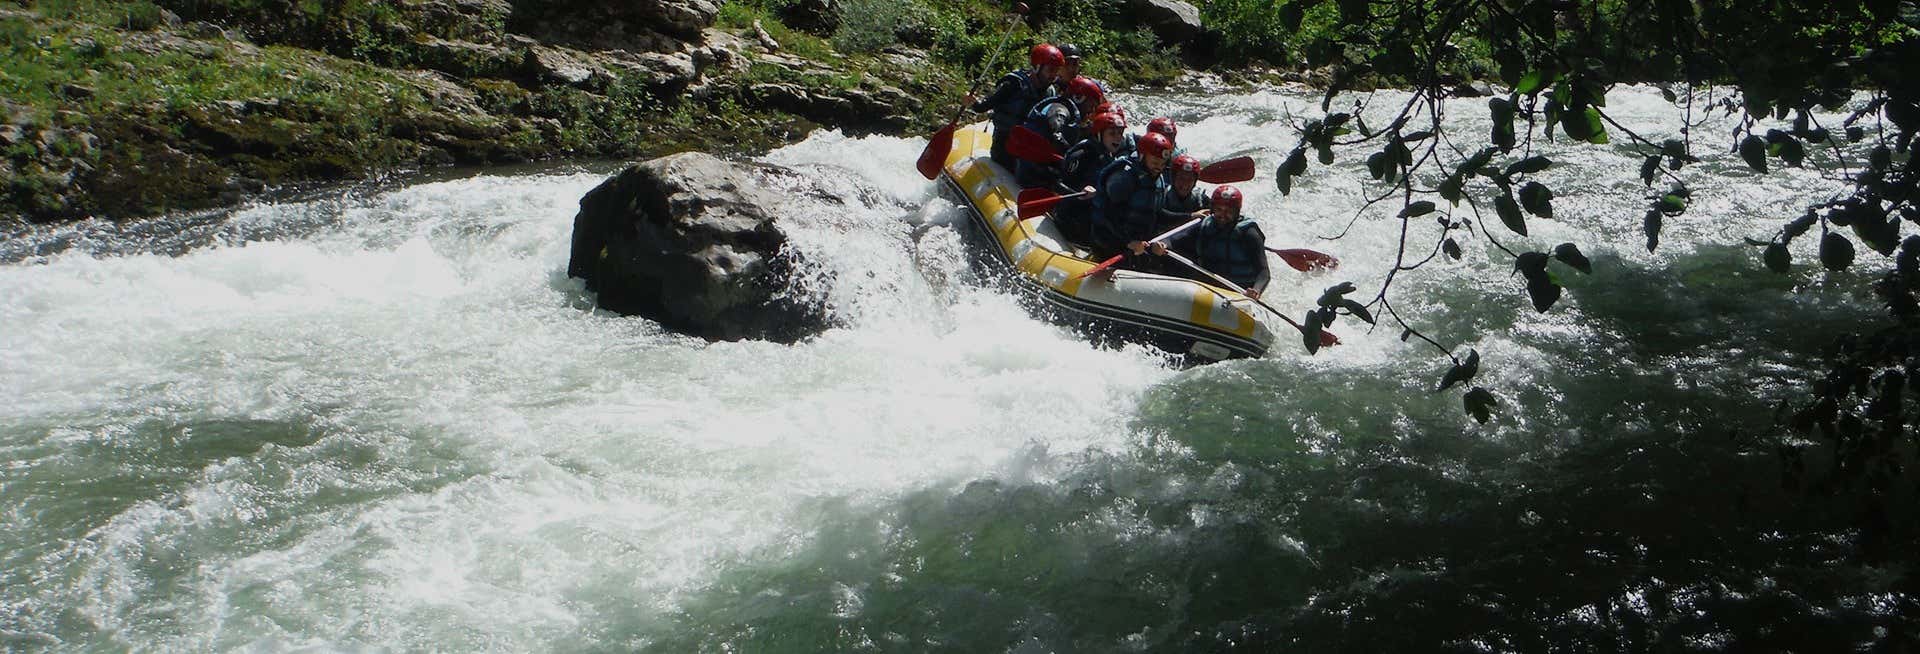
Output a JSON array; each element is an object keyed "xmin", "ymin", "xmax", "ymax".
[{"xmin": 0, "ymin": 85, "xmax": 1895, "ymax": 652}]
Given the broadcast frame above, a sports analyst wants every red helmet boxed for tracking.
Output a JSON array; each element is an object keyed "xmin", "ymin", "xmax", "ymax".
[
  {"xmin": 1030, "ymin": 44, "xmax": 1065, "ymax": 68},
  {"xmin": 1138, "ymin": 132, "xmax": 1173, "ymax": 158},
  {"xmin": 1067, "ymin": 77, "xmax": 1105, "ymax": 105},
  {"xmin": 1147, "ymin": 117, "xmax": 1178, "ymax": 141},
  {"xmin": 1090, "ymin": 112, "xmax": 1127, "ymax": 133},
  {"xmin": 1212, "ymin": 185, "xmax": 1243, "ymax": 211},
  {"xmin": 1171, "ymin": 154, "xmax": 1201, "ymax": 175}
]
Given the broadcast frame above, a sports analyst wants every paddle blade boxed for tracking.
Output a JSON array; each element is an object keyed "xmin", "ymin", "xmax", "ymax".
[
  {"xmin": 1008, "ymin": 126, "xmax": 1065, "ymax": 165},
  {"xmin": 1017, "ymin": 188, "xmax": 1063, "ymax": 219},
  {"xmin": 1198, "ymin": 156, "xmax": 1256, "ymax": 184},
  {"xmin": 916, "ymin": 122, "xmax": 958, "ymax": 180},
  {"xmin": 1272, "ymin": 248, "xmax": 1339, "ymax": 272},
  {"xmin": 1074, "ymin": 254, "xmax": 1125, "ymax": 279},
  {"xmin": 1319, "ymin": 330, "xmax": 1342, "ymax": 347}
]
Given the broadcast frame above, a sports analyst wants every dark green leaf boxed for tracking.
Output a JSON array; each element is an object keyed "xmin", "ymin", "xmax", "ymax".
[
  {"xmin": 1437, "ymin": 349, "xmax": 1481, "ymax": 392},
  {"xmin": 1465, "ymin": 387, "xmax": 1497, "ymax": 424},
  {"xmin": 1440, "ymin": 175, "xmax": 1465, "ymax": 204},
  {"xmin": 1518, "ymin": 182, "xmax": 1554, "ymax": 219},
  {"xmin": 1339, "ymin": 299, "xmax": 1375, "ymax": 325},
  {"xmin": 1658, "ymin": 193, "xmax": 1687, "ymax": 215},
  {"xmin": 1779, "ymin": 138, "xmax": 1805, "ymax": 167},
  {"xmin": 1763, "ymin": 241, "xmax": 1791, "ymax": 273},
  {"xmin": 1400, "ymin": 201, "xmax": 1437, "ymax": 218},
  {"xmin": 1366, "ymin": 151, "xmax": 1389, "ymax": 180},
  {"xmin": 1443, "ymin": 237, "xmax": 1462, "ymax": 260},
  {"xmin": 1285, "ymin": 147, "xmax": 1308, "ymax": 175},
  {"xmin": 1552, "ymin": 243, "xmax": 1592, "ymax": 274},
  {"xmin": 1846, "ymin": 126, "xmax": 1866, "ymax": 142},
  {"xmin": 1526, "ymin": 275, "xmax": 1562, "ymax": 312},
  {"xmin": 1302, "ymin": 310, "xmax": 1324, "ymax": 354},
  {"xmin": 1644, "ymin": 210, "xmax": 1662, "ymax": 252},
  {"xmin": 1495, "ymin": 194, "xmax": 1527, "ymax": 236},
  {"xmin": 1580, "ymin": 107, "xmax": 1608, "ymax": 144},
  {"xmin": 1402, "ymin": 130, "xmax": 1434, "ymax": 142},
  {"xmin": 1784, "ymin": 211, "xmax": 1817, "ymax": 241},
  {"xmin": 1870, "ymin": 145, "xmax": 1892, "ymax": 171},
  {"xmin": 1820, "ymin": 232, "xmax": 1855, "ymax": 271},
  {"xmin": 1316, "ymin": 145, "xmax": 1334, "ymax": 165},
  {"xmin": 1515, "ymin": 251, "xmax": 1551, "ymax": 276},
  {"xmin": 1739, "ymin": 134, "xmax": 1768, "ymax": 173},
  {"xmin": 1639, "ymin": 155, "xmax": 1661, "ymax": 185},
  {"xmin": 1503, "ymin": 156, "xmax": 1552, "ymax": 177},
  {"xmin": 1517, "ymin": 69, "xmax": 1552, "ymax": 95}
]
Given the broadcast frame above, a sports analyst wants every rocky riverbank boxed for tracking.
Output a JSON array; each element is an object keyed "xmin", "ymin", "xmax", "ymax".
[{"xmin": 1, "ymin": 0, "xmax": 1223, "ymax": 224}]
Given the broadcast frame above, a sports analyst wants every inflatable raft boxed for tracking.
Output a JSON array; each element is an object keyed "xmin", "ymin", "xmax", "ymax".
[{"xmin": 937, "ymin": 123, "xmax": 1279, "ymax": 361}]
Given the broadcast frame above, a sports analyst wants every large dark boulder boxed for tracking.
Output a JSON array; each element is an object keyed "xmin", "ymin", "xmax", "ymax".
[
  {"xmin": 567, "ymin": 152, "xmax": 835, "ymax": 343},
  {"xmin": 1125, "ymin": 0, "xmax": 1204, "ymax": 45}
]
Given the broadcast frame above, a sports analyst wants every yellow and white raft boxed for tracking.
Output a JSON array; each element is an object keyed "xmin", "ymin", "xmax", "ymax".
[{"xmin": 937, "ymin": 123, "xmax": 1279, "ymax": 361}]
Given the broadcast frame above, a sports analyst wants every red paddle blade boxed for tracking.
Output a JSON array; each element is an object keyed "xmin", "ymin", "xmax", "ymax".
[
  {"xmin": 1074, "ymin": 254, "xmax": 1125, "ymax": 279},
  {"xmin": 1319, "ymin": 330, "xmax": 1341, "ymax": 347},
  {"xmin": 1008, "ymin": 126, "xmax": 1064, "ymax": 164},
  {"xmin": 1198, "ymin": 156, "xmax": 1256, "ymax": 184},
  {"xmin": 1272, "ymin": 248, "xmax": 1339, "ymax": 272},
  {"xmin": 1017, "ymin": 189, "xmax": 1064, "ymax": 219},
  {"xmin": 916, "ymin": 122, "xmax": 958, "ymax": 180}
]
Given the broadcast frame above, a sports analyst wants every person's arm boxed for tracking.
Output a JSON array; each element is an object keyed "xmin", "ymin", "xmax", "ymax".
[
  {"xmin": 1245, "ymin": 224, "xmax": 1271, "ymax": 295},
  {"xmin": 971, "ymin": 76, "xmax": 1018, "ymax": 113}
]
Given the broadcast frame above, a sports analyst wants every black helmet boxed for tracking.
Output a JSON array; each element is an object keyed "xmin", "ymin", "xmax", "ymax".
[{"xmin": 1059, "ymin": 43, "xmax": 1083, "ymax": 61}]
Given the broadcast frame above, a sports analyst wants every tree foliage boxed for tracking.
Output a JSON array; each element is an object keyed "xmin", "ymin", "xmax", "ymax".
[{"xmin": 1271, "ymin": 0, "xmax": 1918, "ymax": 560}]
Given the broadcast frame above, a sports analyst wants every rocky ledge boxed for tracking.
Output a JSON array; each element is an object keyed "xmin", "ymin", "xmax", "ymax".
[{"xmin": 567, "ymin": 152, "xmax": 836, "ymax": 343}]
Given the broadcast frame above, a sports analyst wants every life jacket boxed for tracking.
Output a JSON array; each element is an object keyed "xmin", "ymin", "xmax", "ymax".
[
  {"xmin": 1158, "ymin": 185, "xmax": 1208, "ymax": 217},
  {"xmin": 989, "ymin": 70, "xmax": 1047, "ymax": 128},
  {"xmin": 1023, "ymin": 96, "xmax": 1083, "ymax": 151},
  {"xmin": 1091, "ymin": 156, "xmax": 1166, "ymax": 246},
  {"xmin": 1193, "ymin": 217, "xmax": 1266, "ymax": 287},
  {"xmin": 1059, "ymin": 137, "xmax": 1117, "ymax": 191}
]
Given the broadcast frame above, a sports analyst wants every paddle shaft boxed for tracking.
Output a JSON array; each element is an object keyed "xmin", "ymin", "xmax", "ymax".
[
  {"xmin": 1076, "ymin": 217, "xmax": 1204, "ymax": 279},
  {"xmin": 947, "ymin": 12, "xmax": 1025, "ymax": 125},
  {"xmin": 1161, "ymin": 249, "xmax": 1314, "ymax": 334}
]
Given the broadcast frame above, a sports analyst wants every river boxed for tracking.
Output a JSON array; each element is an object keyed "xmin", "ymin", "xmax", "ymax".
[{"xmin": 0, "ymin": 85, "xmax": 1903, "ymax": 651}]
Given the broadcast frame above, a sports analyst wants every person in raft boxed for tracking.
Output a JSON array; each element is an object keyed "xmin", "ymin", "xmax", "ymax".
[
  {"xmin": 964, "ymin": 43, "xmax": 1064, "ymax": 168},
  {"xmin": 1153, "ymin": 185, "xmax": 1270, "ymax": 298},
  {"xmin": 1124, "ymin": 117, "xmax": 1182, "ymax": 166},
  {"xmin": 1057, "ymin": 44, "xmax": 1109, "ymax": 95},
  {"xmin": 1156, "ymin": 154, "xmax": 1212, "ymax": 232},
  {"xmin": 1013, "ymin": 76, "xmax": 1107, "ymax": 190},
  {"xmin": 1090, "ymin": 131, "xmax": 1174, "ymax": 269},
  {"xmin": 1046, "ymin": 111, "xmax": 1129, "ymax": 245}
]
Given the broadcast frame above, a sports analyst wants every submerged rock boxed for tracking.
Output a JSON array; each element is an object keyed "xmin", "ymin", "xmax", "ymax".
[{"xmin": 567, "ymin": 152, "xmax": 834, "ymax": 343}]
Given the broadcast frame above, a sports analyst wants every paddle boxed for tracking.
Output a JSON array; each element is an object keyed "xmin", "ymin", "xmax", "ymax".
[
  {"xmin": 915, "ymin": 5, "xmax": 1028, "ymax": 180},
  {"xmin": 1016, "ymin": 188, "xmax": 1088, "ymax": 219},
  {"xmin": 1159, "ymin": 249, "xmax": 1341, "ymax": 348},
  {"xmin": 1074, "ymin": 216, "xmax": 1205, "ymax": 280},
  {"xmin": 1268, "ymin": 247, "xmax": 1339, "ymax": 271},
  {"xmin": 1197, "ymin": 156, "xmax": 1256, "ymax": 184},
  {"xmin": 1007, "ymin": 125, "xmax": 1064, "ymax": 164}
]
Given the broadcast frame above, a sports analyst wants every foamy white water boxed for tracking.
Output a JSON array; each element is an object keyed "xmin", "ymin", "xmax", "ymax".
[{"xmin": 0, "ymin": 86, "xmax": 1874, "ymax": 651}]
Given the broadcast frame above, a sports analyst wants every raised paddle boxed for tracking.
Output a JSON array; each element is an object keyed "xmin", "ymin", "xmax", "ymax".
[
  {"xmin": 1197, "ymin": 156, "xmax": 1256, "ymax": 184},
  {"xmin": 915, "ymin": 5, "xmax": 1028, "ymax": 180},
  {"xmin": 1268, "ymin": 247, "xmax": 1339, "ymax": 271},
  {"xmin": 1016, "ymin": 188, "xmax": 1089, "ymax": 219},
  {"xmin": 1159, "ymin": 248, "xmax": 1341, "ymax": 349},
  {"xmin": 1074, "ymin": 216, "xmax": 1205, "ymax": 280},
  {"xmin": 1007, "ymin": 125, "xmax": 1064, "ymax": 164}
]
